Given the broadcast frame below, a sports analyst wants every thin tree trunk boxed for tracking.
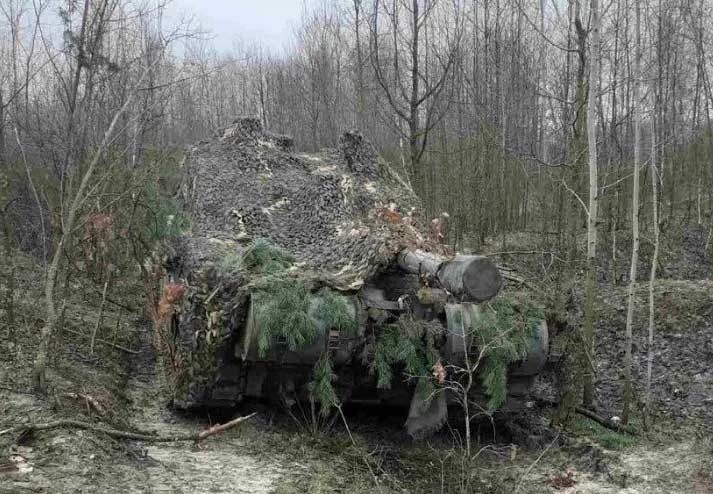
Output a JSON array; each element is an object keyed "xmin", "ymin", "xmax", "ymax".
[
  {"xmin": 622, "ymin": 0, "xmax": 642, "ymax": 425},
  {"xmin": 609, "ymin": 0, "xmax": 621, "ymax": 286},
  {"xmin": 582, "ymin": 0, "xmax": 600, "ymax": 408},
  {"xmin": 645, "ymin": 113, "xmax": 659, "ymax": 426},
  {"xmin": 0, "ymin": 206, "xmax": 15, "ymax": 336},
  {"xmin": 354, "ymin": 0, "xmax": 365, "ymax": 129},
  {"xmin": 14, "ymin": 126, "xmax": 47, "ymax": 269},
  {"xmin": 0, "ymin": 90, "xmax": 5, "ymax": 163},
  {"xmin": 90, "ymin": 279, "xmax": 109, "ymax": 355},
  {"xmin": 409, "ymin": 0, "xmax": 421, "ymax": 190}
]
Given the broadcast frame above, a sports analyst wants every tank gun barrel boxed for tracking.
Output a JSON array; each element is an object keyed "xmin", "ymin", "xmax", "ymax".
[{"xmin": 397, "ymin": 249, "xmax": 502, "ymax": 302}]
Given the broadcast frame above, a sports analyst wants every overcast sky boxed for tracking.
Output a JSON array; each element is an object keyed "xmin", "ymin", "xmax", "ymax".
[{"xmin": 168, "ymin": 0, "xmax": 313, "ymax": 53}]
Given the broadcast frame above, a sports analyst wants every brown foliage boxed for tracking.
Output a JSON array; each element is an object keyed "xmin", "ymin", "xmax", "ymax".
[
  {"xmin": 432, "ymin": 360, "xmax": 446, "ymax": 385},
  {"xmin": 380, "ymin": 205, "xmax": 402, "ymax": 224},
  {"xmin": 544, "ymin": 471, "xmax": 577, "ymax": 490},
  {"xmin": 140, "ymin": 258, "xmax": 185, "ymax": 388},
  {"xmin": 83, "ymin": 212, "xmax": 116, "ymax": 278},
  {"xmin": 153, "ymin": 280, "xmax": 187, "ymax": 387},
  {"xmin": 157, "ymin": 282, "xmax": 186, "ymax": 321}
]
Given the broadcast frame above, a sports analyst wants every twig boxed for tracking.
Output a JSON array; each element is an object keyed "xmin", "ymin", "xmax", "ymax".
[
  {"xmin": 193, "ymin": 413, "xmax": 257, "ymax": 440},
  {"xmin": 62, "ymin": 326, "xmax": 140, "ymax": 354},
  {"xmin": 14, "ymin": 126, "xmax": 47, "ymax": 271},
  {"xmin": 91, "ymin": 288, "xmax": 138, "ymax": 312},
  {"xmin": 90, "ymin": 279, "xmax": 110, "ymax": 355},
  {"xmin": 337, "ymin": 406, "xmax": 384, "ymax": 494},
  {"xmin": 0, "ymin": 385, "xmax": 36, "ymax": 396},
  {"xmin": 515, "ymin": 1, "xmax": 578, "ymax": 54},
  {"xmin": 203, "ymin": 283, "xmax": 222, "ymax": 306},
  {"xmin": 491, "ymin": 250, "xmax": 555, "ymax": 256},
  {"xmin": 560, "ymin": 177, "xmax": 590, "ymax": 216},
  {"xmin": 514, "ymin": 432, "xmax": 560, "ymax": 493},
  {"xmin": 0, "ymin": 413, "xmax": 256, "ymax": 442},
  {"xmin": 501, "ymin": 271, "xmax": 530, "ymax": 288}
]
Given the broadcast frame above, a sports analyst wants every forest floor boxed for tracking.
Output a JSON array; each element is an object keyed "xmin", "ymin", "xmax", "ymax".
[{"xmin": 1, "ymin": 249, "xmax": 712, "ymax": 493}]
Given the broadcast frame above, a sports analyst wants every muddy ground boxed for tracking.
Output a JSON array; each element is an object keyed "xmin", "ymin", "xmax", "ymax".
[{"xmin": 1, "ymin": 251, "xmax": 712, "ymax": 493}]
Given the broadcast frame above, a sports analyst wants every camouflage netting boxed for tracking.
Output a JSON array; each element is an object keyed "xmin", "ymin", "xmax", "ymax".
[
  {"xmin": 175, "ymin": 117, "xmax": 437, "ymax": 289},
  {"xmin": 158, "ymin": 117, "xmax": 446, "ymax": 406}
]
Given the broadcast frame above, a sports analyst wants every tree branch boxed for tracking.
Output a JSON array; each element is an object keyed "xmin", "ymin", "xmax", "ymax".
[{"xmin": 0, "ymin": 413, "xmax": 257, "ymax": 442}]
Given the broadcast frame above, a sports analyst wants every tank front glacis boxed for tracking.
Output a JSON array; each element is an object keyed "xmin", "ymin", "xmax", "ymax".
[{"xmin": 157, "ymin": 117, "xmax": 548, "ymax": 438}]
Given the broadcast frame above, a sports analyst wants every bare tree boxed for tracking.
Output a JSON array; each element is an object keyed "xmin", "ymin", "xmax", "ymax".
[
  {"xmin": 622, "ymin": 0, "xmax": 642, "ymax": 424},
  {"xmin": 353, "ymin": 0, "xmax": 367, "ymax": 128},
  {"xmin": 645, "ymin": 111, "xmax": 659, "ymax": 425},
  {"xmin": 25, "ymin": 0, "xmax": 179, "ymax": 391},
  {"xmin": 370, "ymin": 0, "xmax": 461, "ymax": 192},
  {"xmin": 581, "ymin": 0, "xmax": 600, "ymax": 409}
]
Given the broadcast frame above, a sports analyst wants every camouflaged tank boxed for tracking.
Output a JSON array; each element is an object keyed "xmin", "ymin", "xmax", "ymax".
[{"xmin": 156, "ymin": 117, "xmax": 548, "ymax": 438}]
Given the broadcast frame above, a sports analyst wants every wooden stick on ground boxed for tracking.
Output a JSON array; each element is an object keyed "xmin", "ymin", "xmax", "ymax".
[
  {"xmin": 575, "ymin": 406, "xmax": 638, "ymax": 435},
  {"xmin": 0, "ymin": 413, "xmax": 257, "ymax": 442},
  {"xmin": 535, "ymin": 398, "xmax": 638, "ymax": 435}
]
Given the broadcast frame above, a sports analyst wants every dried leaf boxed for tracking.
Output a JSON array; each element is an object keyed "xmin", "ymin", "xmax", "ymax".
[
  {"xmin": 544, "ymin": 471, "xmax": 577, "ymax": 490},
  {"xmin": 432, "ymin": 360, "xmax": 446, "ymax": 385}
]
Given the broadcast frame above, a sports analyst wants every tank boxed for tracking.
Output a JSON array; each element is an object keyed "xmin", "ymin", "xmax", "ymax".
[{"xmin": 152, "ymin": 117, "xmax": 548, "ymax": 438}]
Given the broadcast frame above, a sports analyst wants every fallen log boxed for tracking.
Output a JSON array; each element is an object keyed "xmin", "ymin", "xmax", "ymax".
[
  {"xmin": 535, "ymin": 398, "xmax": 638, "ymax": 435},
  {"xmin": 574, "ymin": 406, "xmax": 638, "ymax": 436},
  {"xmin": 398, "ymin": 249, "xmax": 502, "ymax": 302},
  {"xmin": 0, "ymin": 413, "xmax": 257, "ymax": 443}
]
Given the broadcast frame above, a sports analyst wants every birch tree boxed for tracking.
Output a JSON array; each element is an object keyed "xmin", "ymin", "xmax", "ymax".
[
  {"xmin": 622, "ymin": 0, "xmax": 642, "ymax": 424},
  {"xmin": 582, "ymin": 0, "xmax": 600, "ymax": 409},
  {"xmin": 645, "ymin": 111, "xmax": 659, "ymax": 425}
]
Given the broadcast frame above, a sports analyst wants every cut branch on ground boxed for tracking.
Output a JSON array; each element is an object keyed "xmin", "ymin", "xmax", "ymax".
[{"xmin": 0, "ymin": 413, "xmax": 257, "ymax": 443}]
